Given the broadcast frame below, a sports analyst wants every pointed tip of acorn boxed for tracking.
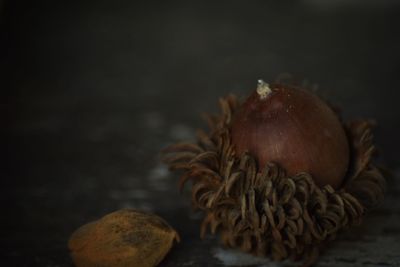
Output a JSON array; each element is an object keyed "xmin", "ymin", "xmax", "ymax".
[{"xmin": 256, "ymin": 79, "xmax": 272, "ymax": 100}]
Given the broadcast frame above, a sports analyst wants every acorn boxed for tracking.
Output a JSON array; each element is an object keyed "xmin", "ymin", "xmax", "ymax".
[
  {"xmin": 231, "ymin": 80, "xmax": 349, "ymax": 189},
  {"xmin": 162, "ymin": 80, "xmax": 385, "ymax": 266}
]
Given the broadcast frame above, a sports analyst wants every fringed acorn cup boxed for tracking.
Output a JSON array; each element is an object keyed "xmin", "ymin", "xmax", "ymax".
[{"xmin": 162, "ymin": 80, "xmax": 385, "ymax": 266}]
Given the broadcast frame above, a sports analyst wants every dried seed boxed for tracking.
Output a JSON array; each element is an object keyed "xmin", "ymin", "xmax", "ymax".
[{"xmin": 68, "ymin": 209, "xmax": 179, "ymax": 267}]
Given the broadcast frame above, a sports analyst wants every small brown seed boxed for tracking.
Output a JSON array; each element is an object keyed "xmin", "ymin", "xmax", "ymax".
[{"xmin": 68, "ymin": 209, "xmax": 180, "ymax": 267}]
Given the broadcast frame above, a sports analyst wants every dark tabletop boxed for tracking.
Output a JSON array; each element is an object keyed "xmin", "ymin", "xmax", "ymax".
[{"xmin": 2, "ymin": 0, "xmax": 400, "ymax": 266}]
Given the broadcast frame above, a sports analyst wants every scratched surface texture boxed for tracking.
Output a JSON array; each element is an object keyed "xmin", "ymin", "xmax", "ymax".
[{"xmin": 3, "ymin": 0, "xmax": 400, "ymax": 266}]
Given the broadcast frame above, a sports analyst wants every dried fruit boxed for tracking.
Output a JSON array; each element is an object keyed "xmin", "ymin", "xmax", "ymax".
[
  {"xmin": 68, "ymin": 209, "xmax": 180, "ymax": 267},
  {"xmin": 162, "ymin": 80, "xmax": 385, "ymax": 266}
]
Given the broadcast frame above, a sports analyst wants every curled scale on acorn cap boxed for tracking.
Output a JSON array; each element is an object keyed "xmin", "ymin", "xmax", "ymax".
[{"xmin": 162, "ymin": 80, "xmax": 385, "ymax": 266}]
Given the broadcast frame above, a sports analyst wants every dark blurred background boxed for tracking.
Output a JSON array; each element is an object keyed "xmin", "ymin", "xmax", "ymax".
[{"xmin": 2, "ymin": 0, "xmax": 400, "ymax": 266}]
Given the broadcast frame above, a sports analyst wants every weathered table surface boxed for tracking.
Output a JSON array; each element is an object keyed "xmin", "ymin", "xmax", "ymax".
[{"xmin": 3, "ymin": 1, "xmax": 400, "ymax": 266}]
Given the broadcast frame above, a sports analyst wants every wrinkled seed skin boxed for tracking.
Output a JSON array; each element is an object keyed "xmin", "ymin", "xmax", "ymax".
[
  {"xmin": 68, "ymin": 209, "xmax": 180, "ymax": 267},
  {"xmin": 231, "ymin": 85, "xmax": 349, "ymax": 189}
]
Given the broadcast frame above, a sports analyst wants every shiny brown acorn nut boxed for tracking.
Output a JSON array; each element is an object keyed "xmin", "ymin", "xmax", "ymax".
[{"xmin": 231, "ymin": 80, "xmax": 349, "ymax": 189}]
